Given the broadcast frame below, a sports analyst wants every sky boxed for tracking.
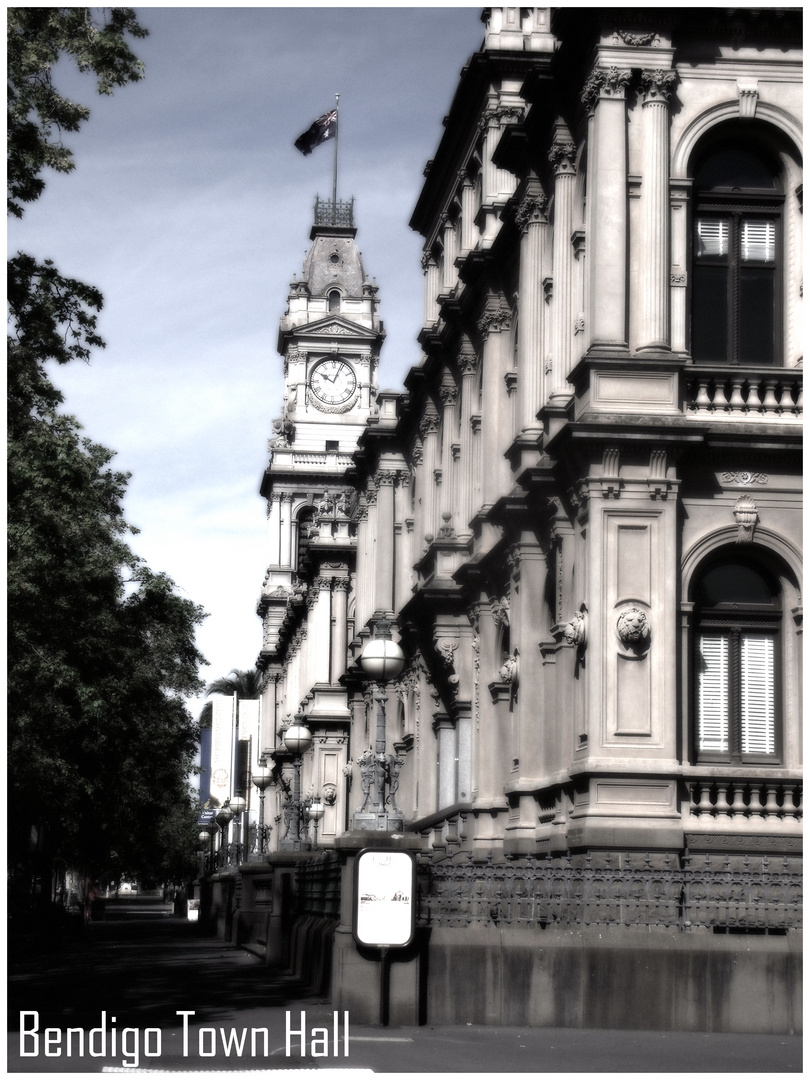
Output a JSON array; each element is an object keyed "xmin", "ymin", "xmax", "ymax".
[{"xmin": 8, "ymin": 5, "xmax": 487, "ymax": 718}]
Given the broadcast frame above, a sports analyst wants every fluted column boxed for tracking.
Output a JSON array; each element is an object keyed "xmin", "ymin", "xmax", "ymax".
[
  {"xmin": 548, "ymin": 130, "xmax": 578, "ymax": 398},
  {"xmin": 374, "ymin": 471, "xmax": 397, "ymax": 613},
  {"xmin": 582, "ymin": 67, "xmax": 632, "ymax": 350},
  {"xmin": 637, "ymin": 69, "xmax": 676, "ymax": 352},
  {"xmin": 330, "ymin": 579, "xmax": 350, "ymax": 684},
  {"xmin": 478, "ymin": 298, "xmax": 512, "ymax": 508},
  {"xmin": 458, "ymin": 343, "xmax": 479, "ymax": 537},
  {"xmin": 267, "ymin": 492, "xmax": 282, "ymax": 566},
  {"xmin": 279, "ymin": 493, "xmax": 294, "ymax": 568},
  {"xmin": 312, "ymin": 577, "xmax": 332, "ymax": 684},
  {"xmin": 419, "ymin": 408, "xmax": 440, "ymax": 545},
  {"xmin": 459, "ymin": 170, "xmax": 477, "ymax": 255},
  {"xmin": 421, "ymin": 252, "xmax": 440, "ymax": 325},
  {"xmin": 441, "ymin": 213, "xmax": 459, "ymax": 293},
  {"xmin": 515, "ymin": 180, "xmax": 548, "ymax": 431},
  {"xmin": 439, "ymin": 374, "xmax": 459, "ymax": 530}
]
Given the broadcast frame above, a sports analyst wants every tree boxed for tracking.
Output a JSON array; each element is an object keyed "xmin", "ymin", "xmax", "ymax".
[
  {"xmin": 7, "ymin": 8, "xmax": 208, "ymax": 893},
  {"xmin": 198, "ymin": 668, "xmax": 263, "ymax": 729}
]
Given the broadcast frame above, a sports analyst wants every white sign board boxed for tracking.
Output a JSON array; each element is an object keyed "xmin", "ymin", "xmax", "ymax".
[{"xmin": 354, "ymin": 849, "xmax": 415, "ymax": 948}]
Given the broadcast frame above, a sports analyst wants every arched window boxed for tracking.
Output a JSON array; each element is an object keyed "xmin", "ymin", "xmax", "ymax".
[
  {"xmin": 328, "ymin": 289, "xmax": 341, "ymax": 312},
  {"xmin": 692, "ymin": 552, "xmax": 782, "ymax": 764},
  {"xmin": 691, "ymin": 128, "xmax": 784, "ymax": 365}
]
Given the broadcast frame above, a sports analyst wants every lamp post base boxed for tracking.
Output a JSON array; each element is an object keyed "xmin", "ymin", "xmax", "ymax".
[{"xmin": 352, "ymin": 810, "xmax": 404, "ymax": 833}]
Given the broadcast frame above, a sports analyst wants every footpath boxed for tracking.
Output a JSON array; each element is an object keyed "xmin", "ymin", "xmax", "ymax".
[{"xmin": 7, "ymin": 902, "xmax": 802, "ymax": 1074}]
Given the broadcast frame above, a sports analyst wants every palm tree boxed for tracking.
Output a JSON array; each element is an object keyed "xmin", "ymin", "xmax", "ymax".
[{"xmin": 198, "ymin": 667, "xmax": 263, "ymax": 728}]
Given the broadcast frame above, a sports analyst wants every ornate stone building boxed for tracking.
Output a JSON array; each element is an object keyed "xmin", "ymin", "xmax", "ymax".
[{"xmin": 238, "ymin": 8, "xmax": 802, "ymax": 1031}]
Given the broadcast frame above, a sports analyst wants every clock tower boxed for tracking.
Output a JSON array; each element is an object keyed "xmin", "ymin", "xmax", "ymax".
[{"xmin": 257, "ymin": 197, "xmax": 384, "ymax": 843}]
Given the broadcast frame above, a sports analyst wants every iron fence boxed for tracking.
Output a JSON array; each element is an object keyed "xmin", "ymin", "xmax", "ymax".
[
  {"xmin": 416, "ymin": 850, "xmax": 802, "ymax": 933},
  {"xmin": 296, "ymin": 852, "xmax": 342, "ymax": 919}
]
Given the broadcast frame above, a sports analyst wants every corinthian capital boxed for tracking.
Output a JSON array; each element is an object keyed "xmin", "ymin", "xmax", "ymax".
[
  {"xmin": 581, "ymin": 67, "xmax": 632, "ymax": 113},
  {"xmin": 548, "ymin": 140, "xmax": 577, "ymax": 175},
  {"xmin": 515, "ymin": 192, "xmax": 548, "ymax": 233},
  {"xmin": 640, "ymin": 69, "xmax": 677, "ymax": 104}
]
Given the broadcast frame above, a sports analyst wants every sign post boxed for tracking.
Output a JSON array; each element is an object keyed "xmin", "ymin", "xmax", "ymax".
[{"xmin": 353, "ymin": 849, "xmax": 416, "ymax": 1026}]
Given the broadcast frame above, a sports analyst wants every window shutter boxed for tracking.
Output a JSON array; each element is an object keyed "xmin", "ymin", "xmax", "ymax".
[
  {"xmin": 696, "ymin": 635, "xmax": 728, "ymax": 751},
  {"xmin": 740, "ymin": 634, "xmax": 775, "ymax": 754},
  {"xmin": 741, "ymin": 219, "xmax": 775, "ymax": 263},
  {"xmin": 695, "ymin": 218, "xmax": 729, "ymax": 258}
]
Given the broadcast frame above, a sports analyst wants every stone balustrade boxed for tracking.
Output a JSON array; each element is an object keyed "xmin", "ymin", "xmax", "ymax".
[
  {"xmin": 688, "ymin": 778, "xmax": 802, "ymax": 821},
  {"xmin": 686, "ymin": 367, "xmax": 802, "ymax": 422}
]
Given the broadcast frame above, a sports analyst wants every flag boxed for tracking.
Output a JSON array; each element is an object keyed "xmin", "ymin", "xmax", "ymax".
[{"xmin": 294, "ymin": 109, "xmax": 338, "ymax": 155}]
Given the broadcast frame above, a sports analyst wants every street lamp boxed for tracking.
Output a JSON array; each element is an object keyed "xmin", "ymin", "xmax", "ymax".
[
  {"xmin": 355, "ymin": 618, "xmax": 406, "ymax": 832},
  {"xmin": 280, "ymin": 715, "xmax": 313, "ymax": 850},
  {"xmin": 306, "ymin": 797, "xmax": 325, "ymax": 850},
  {"xmin": 215, "ymin": 803, "xmax": 234, "ymax": 868},
  {"xmin": 229, "ymin": 795, "xmax": 247, "ymax": 864},
  {"xmin": 251, "ymin": 758, "xmax": 274, "ymax": 857}
]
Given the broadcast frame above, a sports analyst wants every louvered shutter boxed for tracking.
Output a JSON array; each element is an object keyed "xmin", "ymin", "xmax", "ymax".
[
  {"xmin": 741, "ymin": 219, "xmax": 775, "ymax": 263},
  {"xmin": 695, "ymin": 218, "xmax": 729, "ymax": 258},
  {"xmin": 696, "ymin": 634, "xmax": 728, "ymax": 751},
  {"xmin": 740, "ymin": 634, "xmax": 775, "ymax": 754}
]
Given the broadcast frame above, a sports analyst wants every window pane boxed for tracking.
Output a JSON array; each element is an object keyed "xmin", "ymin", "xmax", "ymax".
[
  {"xmin": 695, "ymin": 218, "xmax": 729, "ymax": 258},
  {"xmin": 739, "ymin": 268, "xmax": 775, "ymax": 365},
  {"xmin": 741, "ymin": 635, "xmax": 775, "ymax": 754},
  {"xmin": 698, "ymin": 563, "xmax": 775, "ymax": 606},
  {"xmin": 741, "ymin": 219, "xmax": 775, "ymax": 263},
  {"xmin": 696, "ymin": 635, "xmax": 729, "ymax": 752},
  {"xmin": 692, "ymin": 265, "xmax": 728, "ymax": 362}
]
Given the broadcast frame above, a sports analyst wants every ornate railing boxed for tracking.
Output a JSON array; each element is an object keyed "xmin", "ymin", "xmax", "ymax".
[
  {"xmin": 416, "ymin": 850, "xmax": 802, "ymax": 933},
  {"xmin": 685, "ymin": 366, "xmax": 802, "ymax": 422},
  {"xmin": 314, "ymin": 196, "xmax": 355, "ymax": 228},
  {"xmin": 296, "ymin": 852, "xmax": 342, "ymax": 919}
]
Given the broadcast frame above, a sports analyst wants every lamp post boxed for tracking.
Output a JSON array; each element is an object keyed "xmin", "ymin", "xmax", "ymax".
[
  {"xmin": 215, "ymin": 803, "xmax": 234, "ymax": 868},
  {"xmin": 354, "ymin": 618, "xmax": 406, "ymax": 832},
  {"xmin": 251, "ymin": 758, "xmax": 273, "ymax": 857},
  {"xmin": 280, "ymin": 715, "xmax": 313, "ymax": 850},
  {"xmin": 197, "ymin": 830, "xmax": 212, "ymax": 876},
  {"xmin": 229, "ymin": 795, "xmax": 247, "ymax": 864},
  {"xmin": 306, "ymin": 797, "xmax": 325, "ymax": 850}
]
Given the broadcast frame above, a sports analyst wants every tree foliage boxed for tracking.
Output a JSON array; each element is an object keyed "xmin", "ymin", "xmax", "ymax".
[
  {"xmin": 8, "ymin": 6, "xmax": 147, "ymax": 217},
  {"xmin": 199, "ymin": 667, "xmax": 264, "ymax": 729},
  {"xmin": 7, "ymin": 8, "xmax": 209, "ymax": 884}
]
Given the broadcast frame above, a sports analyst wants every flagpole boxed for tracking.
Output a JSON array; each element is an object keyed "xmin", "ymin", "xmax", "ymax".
[{"xmin": 332, "ymin": 93, "xmax": 339, "ymax": 220}]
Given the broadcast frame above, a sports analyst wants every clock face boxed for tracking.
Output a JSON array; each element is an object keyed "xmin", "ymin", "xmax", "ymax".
[{"xmin": 309, "ymin": 359, "xmax": 357, "ymax": 406}]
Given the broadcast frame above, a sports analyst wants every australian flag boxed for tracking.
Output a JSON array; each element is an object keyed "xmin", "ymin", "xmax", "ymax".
[{"xmin": 294, "ymin": 109, "xmax": 338, "ymax": 155}]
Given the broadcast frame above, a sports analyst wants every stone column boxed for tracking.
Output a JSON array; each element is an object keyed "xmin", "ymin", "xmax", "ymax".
[
  {"xmin": 582, "ymin": 67, "xmax": 632, "ymax": 350},
  {"xmin": 548, "ymin": 129, "xmax": 578, "ymax": 398},
  {"xmin": 279, "ymin": 493, "xmax": 294, "ymax": 568},
  {"xmin": 267, "ymin": 493, "xmax": 282, "ymax": 566},
  {"xmin": 421, "ymin": 253, "xmax": 440, "ymax": 326},
  {"xmin": 419, "ymin": 408, "xmax": 440, "ymax": 544},
  {"xmin": 637, "ymin": 69, "xmax": 676, "ymax": 352},
  {"xmin": 330, "ymin": 579, "xmax": 350, "ymax": 684},
  {"xmin": 515, "ymin": 179, "xmax": 548, "ymax": 433},
  {"xmin": 439, "ymin": 374, "xmax": 459, "ymax": 531},
  {"xmin": 441, "ymin": 213, "xmax": 458, "ymax": 293},
  {"xmin": 374, "ymin": 471, "xmax": 397, "ymax": 614},
  {"xmin": 459, "ymin": 170, "xmax": 477, "ymax": 256},
  {"xmin": 312, "ymin": 577, "xmax": 332, "ymax": 685},
  {"xmin": 457, "ymin": 342, "xmax": 479, "ymax": 538},
  {"xmin": 478, "ymin": 298, "xmax": 512, "ymax": 509}
]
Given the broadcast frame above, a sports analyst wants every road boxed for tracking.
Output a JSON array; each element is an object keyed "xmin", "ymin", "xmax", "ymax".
[{"xmin": 7, "ymin": 901, "xmax": 802, "ymax": 1073}]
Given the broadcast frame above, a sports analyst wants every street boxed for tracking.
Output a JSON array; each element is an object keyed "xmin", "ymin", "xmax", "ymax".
[{"xmin": 7, "ymin": 902, "xmax": 802, "ymax": 1073}]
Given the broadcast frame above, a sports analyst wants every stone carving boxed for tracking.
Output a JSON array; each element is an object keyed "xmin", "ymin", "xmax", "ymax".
[
  {"xmin": 581, "ymin": 67, "xmax": 632, "ymax": 113},
  {"xmin": 498, "ymin": 652, "xmax": 519, "ymax": 687},
  {"xmin": 562, "ymin": 608, "xmax": 587, "ymax": 648},
  {"xmin": 356, "ymin": 749, "xmax": 376, "ymax": 811},
  {"xmin": 548, "ymin": 140, "xmax": 577, "ymax": 175},
  {"xmin": 733, "ymin": 494, "xmax": 759, "ymax": 543},
  {"xmin": 640, "ymin": 69, "xmax": 677, "ymax": 104},
  {"xmin": 322, "ymin": 783, "xmax": 337, "ymax": 806},
  {"xmin": 613, "ymin": 29, "xmax": 660, "ymax": 47},
  {"xmin": 515, "ymin": 193, "xmax": 548, "ymax": 233},
  {"xmin": 617, "ymin": 607, "xmax": 651, "ymax": 647}
]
